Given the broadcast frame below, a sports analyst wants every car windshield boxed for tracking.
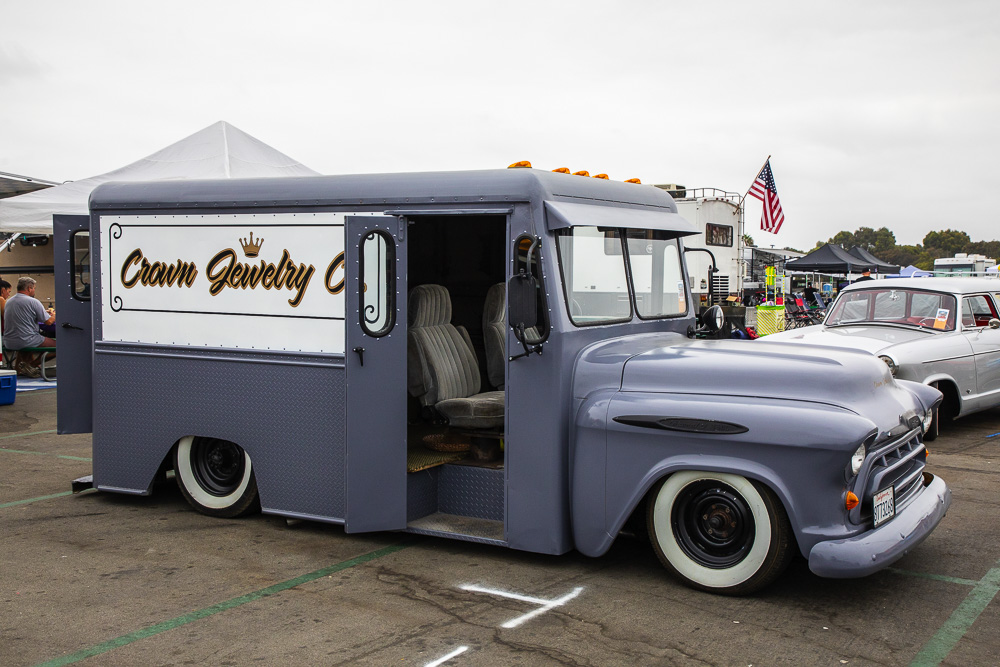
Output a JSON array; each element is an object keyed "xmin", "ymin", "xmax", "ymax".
[{"xmin": 826, "ymin": 288, "xmax": 957, "ymax": 331}]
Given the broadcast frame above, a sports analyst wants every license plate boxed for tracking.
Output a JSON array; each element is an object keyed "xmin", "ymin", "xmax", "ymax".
[{"xmin": 873, "ymin": 487, "xmax": 895, "ymax": 527}]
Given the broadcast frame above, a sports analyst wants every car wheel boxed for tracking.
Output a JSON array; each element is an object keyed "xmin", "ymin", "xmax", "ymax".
[
  {"xmin": 646, "ymin": 471, "xmax": 793, "ymax": 595},
  {"xmin": 925, "ymin": 381, "xmax": 953, "ymax": 442},
  {"xmin": 175, "ymin": 436, "xmax": 260, "ymax": 518}
]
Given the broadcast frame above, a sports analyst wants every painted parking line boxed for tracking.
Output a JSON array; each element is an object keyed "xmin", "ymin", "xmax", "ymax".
[
  {"xmin": 888, "ymin": 567, "xmax": 978, "ymax": 587},
  {"xmin": 425, "ymin": 646, "xmax": 469, "ymax": 666},
  {"xmin": 0, "ymin": 491, "xmax": 75, "ymax": 509},
  {"xmin": 910, "ymin": 559, "xmax": 1000, "ymax": 667},
  {"xmin": 0, "ymin": 447, "xmax": 92, "ymax": 462},
  {"xmin": 0, "ymin": 429, "xmax": 58, "ymax": 441},
  {"xmin": 33, "ymin": 542, "xmax": 410, "ymax": 667},
  {"xmin": 460, "ymin": 584, "xmax": 585, "ymax": 629}
]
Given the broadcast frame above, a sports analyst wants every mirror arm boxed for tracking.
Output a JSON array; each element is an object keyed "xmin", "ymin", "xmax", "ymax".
[{"xmin": 509, "ymin": 324, "xmax": 543, "ymax": 361}]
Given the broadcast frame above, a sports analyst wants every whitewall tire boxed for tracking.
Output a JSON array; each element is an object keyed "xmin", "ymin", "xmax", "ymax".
[
  {"xmin": 647, "ymin": 470, "xmax": 793, "ymax": 595},
  {"xmin": 175, "ymin": 436, "xmax": 260, "ymax": 518}
]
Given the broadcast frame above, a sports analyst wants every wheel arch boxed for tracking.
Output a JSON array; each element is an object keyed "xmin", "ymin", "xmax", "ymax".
[
  {"xmin": 591, "ymin": 456, "xmax": 802, "ymax": 559},
  {"xmin": 924, "ymin": 376, "xmax": 962, "ymax": 419}
]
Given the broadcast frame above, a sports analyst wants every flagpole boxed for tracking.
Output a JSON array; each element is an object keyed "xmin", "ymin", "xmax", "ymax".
[{"xmin": 737, "ymin": 154, "xmax": 771, "ymax": 213}]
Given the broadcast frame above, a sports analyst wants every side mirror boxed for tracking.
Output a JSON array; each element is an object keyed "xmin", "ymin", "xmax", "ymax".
[
  {"xmin": 687, "ymin": 305, "xmax": 726, "ymax": 338},
  {"xmin": 508, "ymin": 271, "xmax": 544, "ymax": 360},
  {"xmin": 990, "ymin": 318, "xmax": 1000, "ymax": 330},
  {"xmin": 702, "ymin": 305, "xmax": 725, "ymax": 333},
  {"xmin": 508, "ymin": 272, "xmax": 538, "ymax": 332}
]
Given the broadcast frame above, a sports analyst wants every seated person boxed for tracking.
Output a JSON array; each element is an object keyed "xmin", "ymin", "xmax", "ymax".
[
  {"xmin": 0, "ymin": 278, "xmax": 10, "ymax": 333},
  {"xmin": 2, "ymin": 277, "xmax": 56, "ymax": 377}
]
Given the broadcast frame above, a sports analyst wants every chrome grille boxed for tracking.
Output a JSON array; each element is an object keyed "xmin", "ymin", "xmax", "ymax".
[{"xmin": 857, "ymin": 428, "xmax": 926, "ymax": 524}]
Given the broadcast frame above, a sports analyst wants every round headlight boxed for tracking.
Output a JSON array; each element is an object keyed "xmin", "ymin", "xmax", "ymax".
[
  {"xmin": 878, "ymin": 355, "xmax": 898, "ymax": 376},
  {"xmin": 851, "ymin": 443, "xmax": 866, "ymax": 476},
  {"xmin": 922, "ymin": 407, "xmax": 934, "ymax": 432}
]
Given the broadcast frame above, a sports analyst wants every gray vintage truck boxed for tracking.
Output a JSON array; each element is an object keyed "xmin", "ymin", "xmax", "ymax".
[{"xmin": 55, "ymin": 167, "xmax": 950, "ymax": 594}]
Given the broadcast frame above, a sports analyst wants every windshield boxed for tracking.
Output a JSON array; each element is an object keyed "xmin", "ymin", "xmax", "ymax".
[
  {"xmin": 826, "ymin": 288, "xmax": 957, "ymax": 331},
  {"xmin": 555, "ymin": 226, "xmax": 686, "ymax": 325}
]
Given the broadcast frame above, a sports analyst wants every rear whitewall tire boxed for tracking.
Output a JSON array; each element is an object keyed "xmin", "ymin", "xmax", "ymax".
[
  {"xmin": 647, "ymin": 470, "xmax": 793, "ymax": 595},
  {"xmin": 175, "ymin": 436, "xmax": 260, "ymax": 518}
]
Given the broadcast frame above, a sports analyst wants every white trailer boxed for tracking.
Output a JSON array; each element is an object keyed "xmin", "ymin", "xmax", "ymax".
[
  {"xmin": 933, "ymin": 253, "xmax": 997, "ymax": 277},
  {"xmin": 655, "ymin": 186, "xmax": 743, "ymax": 307}
]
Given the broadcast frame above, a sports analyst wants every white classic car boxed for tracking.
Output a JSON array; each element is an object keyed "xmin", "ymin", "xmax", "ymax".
[{"xmin": 766, "ymin": 277, "xmax": 1000, "ymax": 439}]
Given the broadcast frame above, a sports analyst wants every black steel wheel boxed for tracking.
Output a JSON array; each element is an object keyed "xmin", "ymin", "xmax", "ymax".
[
  {"xmin": 175, "ymin": 436, "xmax": 260, "ymax": 518},
  {"xmin": 647, "ymin": 471, "xmax": 793, "ymax": 595}
]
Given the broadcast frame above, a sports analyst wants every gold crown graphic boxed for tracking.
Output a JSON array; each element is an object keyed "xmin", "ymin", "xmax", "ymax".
[{"xmin": 240, "ymin": 232, "xmax": 264, "ymax": 257}]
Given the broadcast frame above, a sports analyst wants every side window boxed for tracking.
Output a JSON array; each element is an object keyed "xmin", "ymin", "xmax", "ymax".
[
  {"xmin": 964, "ymin": 295, "xmax": 998, "ymax": 327},
  {"xmin": 555, "ymin": 227, "xmax": 631, "ymax": 325},
  {"xmin": 72, "ymin": 231, "xmax": 91, "ymax": 300},
  {"xmin": 514, "ymin": 235, "xmax": 549, "ymax": 343},
  {"xmin": 705, "ymin": 223, "xmax": 733, "ymax": 247},
  {"xmin": 359, "ymin": 230, "xmax": 395, "ymax": 337}
]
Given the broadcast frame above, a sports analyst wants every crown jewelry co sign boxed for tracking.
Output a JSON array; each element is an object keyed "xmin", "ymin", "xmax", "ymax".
[{"xmin": 100, "ymin": 213, "xmax": 351, "ymax": 354}]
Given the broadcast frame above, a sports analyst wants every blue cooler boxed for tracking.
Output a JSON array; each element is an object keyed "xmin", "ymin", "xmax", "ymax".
[{"xmin": 0, "ymin": 369, "xmax": 16, "ymax": 406}]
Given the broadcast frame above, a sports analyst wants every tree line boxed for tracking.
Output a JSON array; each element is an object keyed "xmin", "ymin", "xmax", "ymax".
[{"xmin": 815, "ymin": 228, "xmax": 999, "ymax": 270}]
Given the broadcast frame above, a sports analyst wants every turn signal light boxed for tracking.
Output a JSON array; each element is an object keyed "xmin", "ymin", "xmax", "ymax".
[
  {"xmin": 594, "ymin": 173, "xmax": 609, "ymax": 179},
  {"xmin": 573, "ymin": 170, "xmax": 590, "ymax": 177},
  {"xmin": 552, "ymin": 167, "xmax": 571, "ymax": 174},
  {"xmin": 508, "ymin": 161, "xmax": 532, "ymax": 169},
  {"xmin": 845, "ymin": 491, "xmax": 860, "ymax": 511},
  {"xmin": 625, "ymin": 178, "xmax": 642, "ymax": 184}
]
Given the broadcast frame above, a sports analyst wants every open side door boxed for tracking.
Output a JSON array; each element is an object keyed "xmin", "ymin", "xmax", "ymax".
[
  {"xmin": 345, "ymin": 216, "xmax": 408, "ymax": 532},
  {"xmin": 54, "ymin": 214, "xmax": 93, "ymax": 434}
]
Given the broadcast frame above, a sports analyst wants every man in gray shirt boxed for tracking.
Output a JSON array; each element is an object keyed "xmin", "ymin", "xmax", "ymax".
[{"xmin": 3, "ymin": 277, "xmax": 56, "ymax": 377}]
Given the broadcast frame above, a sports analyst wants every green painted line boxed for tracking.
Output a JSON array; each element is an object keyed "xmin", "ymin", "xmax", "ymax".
[
  {"xmin": 888, "ymin": 567, "xmax": 978, "ymax": 587},
  {"xmin": 910, "ymin": 562, "xmax": 1000, "ymax": 666},
  {"xmin": 0, "ymin": 447, "xmax": 91, "ymax": 462},
  {"xmin": 34, "ymin": 542, "xmax": 410, "ymax": 667},
  {"xmin": 0, "ymin": 491, "xmax": 73, "ymax": 509},
  {"xmin": 0, "ymin": 429, "xmax": 58, "ymax": 441}
]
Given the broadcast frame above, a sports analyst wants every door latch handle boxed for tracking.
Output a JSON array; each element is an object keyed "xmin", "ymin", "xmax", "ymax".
[
  {"xmin": 62, "ymin": 322, "xmax": 84, "ymax": 331},
  {"xmin": 353, "ymin": 347, "xmax": 365, "ymax": 366}
]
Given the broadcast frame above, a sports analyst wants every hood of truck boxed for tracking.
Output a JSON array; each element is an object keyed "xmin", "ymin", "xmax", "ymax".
[
  {"xmin": 619, "ymin": 339, "xmax": 928, "ymax": 431},
  {"xmin": 764, "ymin": 324, "xmax": 936, "ymax": 354}
]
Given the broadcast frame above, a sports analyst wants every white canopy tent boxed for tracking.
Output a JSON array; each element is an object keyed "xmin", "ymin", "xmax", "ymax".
[{"xmin": 0, "ymin": 121, "xmax": 320, "ymax": 236}]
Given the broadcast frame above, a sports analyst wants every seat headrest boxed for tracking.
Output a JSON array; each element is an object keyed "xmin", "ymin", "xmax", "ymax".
[
  {"xmin": 483, "ymin": 283, "xmax": 505, "ymax": 325},
  {"xmin": 409, "ymin": 284, "xmax": 452, "ymax": 327}
]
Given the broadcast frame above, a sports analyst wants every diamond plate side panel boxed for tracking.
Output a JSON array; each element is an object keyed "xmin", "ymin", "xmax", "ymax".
[
  {"xmin": 438, "ymin": 466, "xmax": 504, "ymax": 521},
  {"xmin": 406, "ymin": 468, "xmax": 439, "ymax": 522},
  {"xmin": 92, "ymin": 349, "xmax": 347, "ymax": 520}
]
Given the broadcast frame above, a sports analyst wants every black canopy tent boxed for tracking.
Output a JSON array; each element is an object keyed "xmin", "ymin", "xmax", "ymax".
[
  {"xmin": 847, "ymin": 247, "xmax": 900, "ymax": 274},
  {"xmin": 783, "ymin": 243, "xmax": 876, "ymax": 274}
]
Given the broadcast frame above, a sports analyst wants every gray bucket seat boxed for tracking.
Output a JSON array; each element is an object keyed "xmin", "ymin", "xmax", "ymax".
[{"xmin": 407, "ymin": 284, "xmax": 504, "ymax": 430}]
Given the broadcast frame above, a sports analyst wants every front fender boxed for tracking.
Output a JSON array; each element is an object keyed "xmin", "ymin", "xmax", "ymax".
[{"xmin": 571, "ymin": 391, "xmax": 879, "ymax": 558}]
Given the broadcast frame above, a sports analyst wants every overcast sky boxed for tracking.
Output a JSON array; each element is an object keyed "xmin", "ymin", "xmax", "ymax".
[{"xmin": 2, "ymin": 0, "xmax": 997, "ymax": 251}]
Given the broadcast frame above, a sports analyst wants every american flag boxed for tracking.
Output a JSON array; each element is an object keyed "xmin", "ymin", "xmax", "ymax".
[{"xmin": 748, "ymin": 160, "xmax": 785, "ymax": 234}]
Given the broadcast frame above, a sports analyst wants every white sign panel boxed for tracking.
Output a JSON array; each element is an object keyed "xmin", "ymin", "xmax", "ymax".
[{"xmin": 100, "ymin": 213, "xmax": 348, "ymax": 353}]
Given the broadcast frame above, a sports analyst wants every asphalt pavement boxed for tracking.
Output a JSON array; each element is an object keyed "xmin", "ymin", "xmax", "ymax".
[{"xmin": 2, "ymin": 388, "xmax": 999, "ymax": 666}]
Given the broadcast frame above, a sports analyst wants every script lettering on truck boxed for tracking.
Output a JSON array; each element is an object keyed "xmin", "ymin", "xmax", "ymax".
[{"xmin": 100, "ymin": 213, "xmax": 352, "ymax": 353}]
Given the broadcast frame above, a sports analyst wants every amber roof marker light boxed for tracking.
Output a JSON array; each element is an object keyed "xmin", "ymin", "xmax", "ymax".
[
  {"xmin": 625, "ymin": 178, "xmax": 642, "ymax": 184},
  {"xmin": 594, "ymin": 173, "xmax": 609, "ymax": 180},
  {"xmin": 572, "ymin": 170, "xmax": 590, "ymax": 177},
  {"xmin": 552, "ymin": 167, "xmax": 571, "ymax": 174},
  {"xmin": 508, "ymin": 161, "xmax": 532, "ymax": 169}
]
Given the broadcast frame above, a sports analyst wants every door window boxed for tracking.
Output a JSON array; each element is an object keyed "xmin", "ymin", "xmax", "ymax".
[
  {"xmin": 360, "ymin": 230, "xmax": 395, "ymax": 337},
  {"xmin": 72, "ymin": 231, "xmax": 91, "ymax": 300}
]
